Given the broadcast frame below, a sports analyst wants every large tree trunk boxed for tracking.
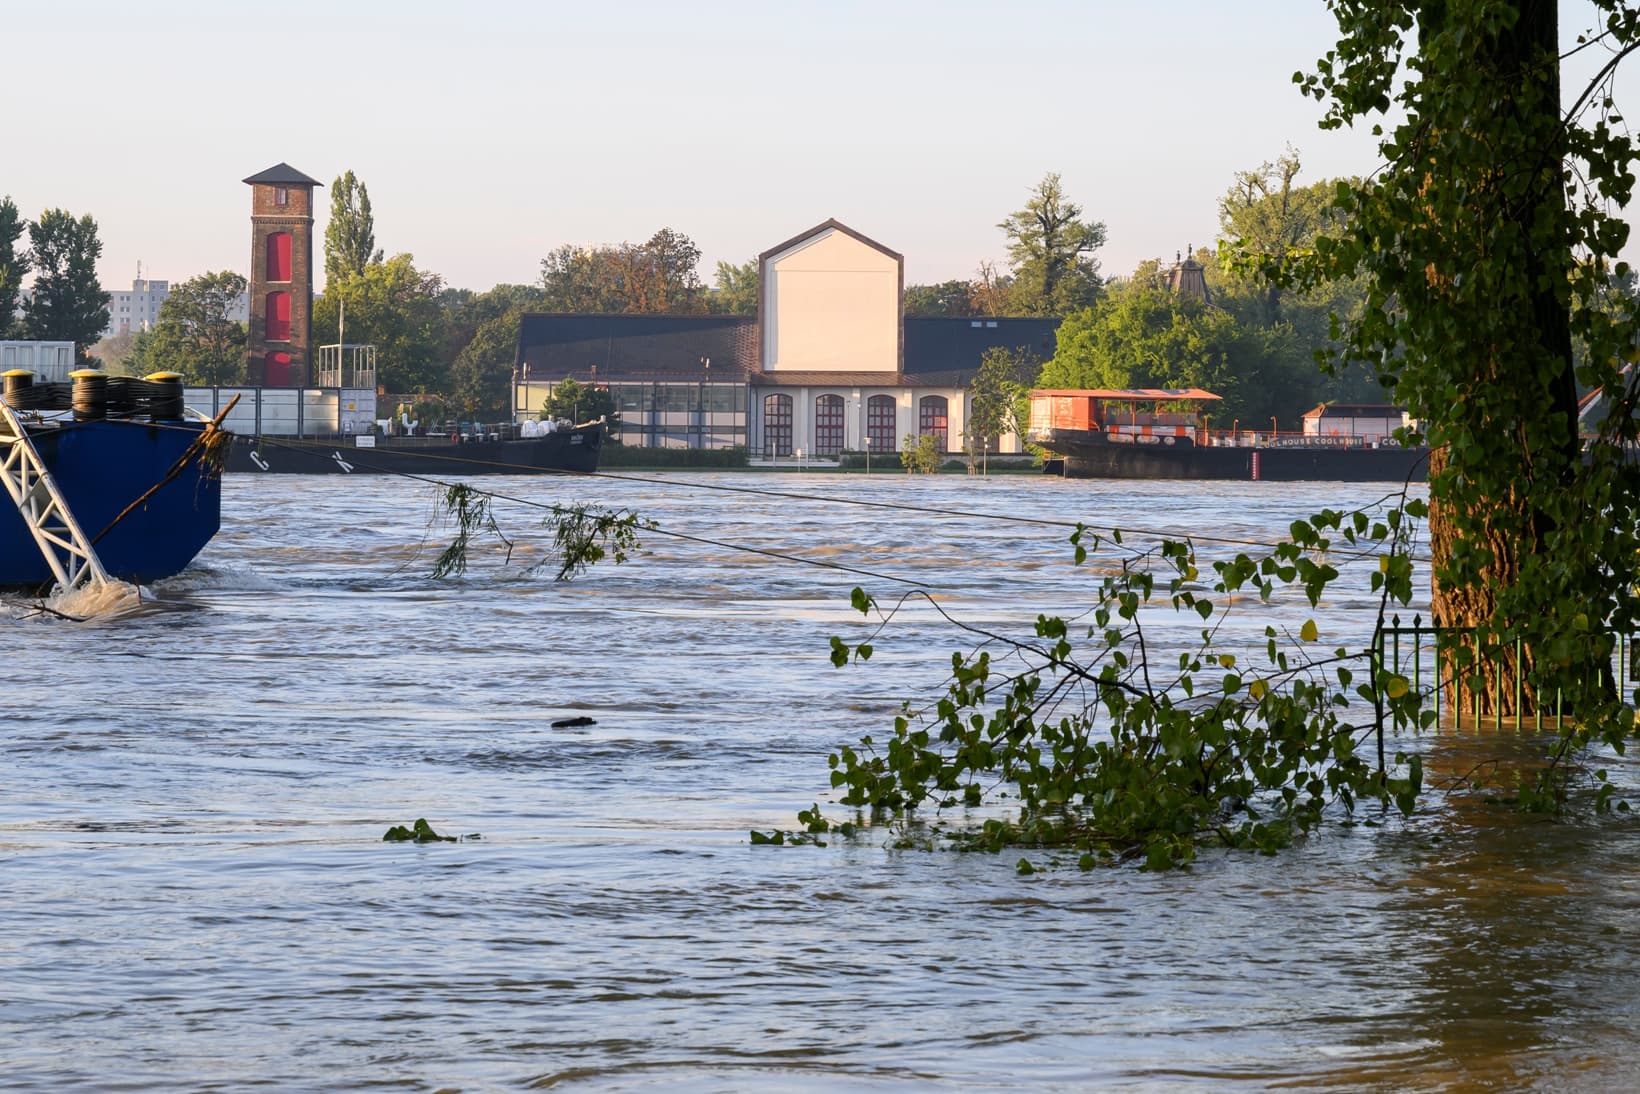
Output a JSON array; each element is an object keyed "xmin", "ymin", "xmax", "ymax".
[{"xmin": 1425, "ymin": 0, "xmax": 1584, "ymax": 724}]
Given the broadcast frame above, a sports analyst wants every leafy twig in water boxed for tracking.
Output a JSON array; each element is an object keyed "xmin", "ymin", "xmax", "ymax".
[
  {"xmin": 432, "ymin": 484, "xmax": 513, "ymax": 578},
  {"xmin": 538, "ymin": 504, "xmax": 655, "ymax": 581}
]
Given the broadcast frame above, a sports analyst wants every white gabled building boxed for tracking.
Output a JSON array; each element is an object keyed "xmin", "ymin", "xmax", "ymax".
[{"xmin": 512, "ymin": 218, "xmax": 1061, "ymax": 458}]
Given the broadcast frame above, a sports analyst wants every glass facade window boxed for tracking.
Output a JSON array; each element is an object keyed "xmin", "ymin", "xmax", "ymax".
[
  {"xmin": 867, "ymin": 395, "xmax": 897, "ymax": 454},
  {"xmin": 814, "ymin": 394, "xmax": 844, "ymax": 456},
  {"xmin": 764, "ymin": 393, "xmax": 793, "ymax": 458},
  {"xmin": 920, "ymin": 395, "xmax": 949, "ymax": 452}
]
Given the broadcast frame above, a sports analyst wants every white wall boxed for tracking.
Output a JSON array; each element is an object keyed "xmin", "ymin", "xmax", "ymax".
[
  {"xmin": 0, "ymin": 341, "xmax": 76, "ymax": 381},
  {"xmin": 763, "ymin": 228, "xmax": 898, "ymax": 373}
]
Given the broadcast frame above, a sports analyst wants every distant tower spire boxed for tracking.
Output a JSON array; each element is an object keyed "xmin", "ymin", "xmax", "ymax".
[{"xmin": 1168, "ymin": 246, "xmax": 1211, "ymax": 304}]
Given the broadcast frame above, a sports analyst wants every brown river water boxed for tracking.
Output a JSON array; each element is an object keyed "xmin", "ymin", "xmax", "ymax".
[{"xmin": 2, "ymin": 472, "xmax": 1637, "ymax": 1091}]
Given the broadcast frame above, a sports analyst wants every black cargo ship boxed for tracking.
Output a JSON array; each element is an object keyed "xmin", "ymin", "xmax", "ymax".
[{"xmin": 226, "ymin": 420, "xmax": 605, "ymax": 476}]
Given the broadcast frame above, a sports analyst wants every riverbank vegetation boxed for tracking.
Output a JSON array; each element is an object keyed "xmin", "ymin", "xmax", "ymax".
[{"xmin": 777, "ymin": 0, "xmax": 1640, "ymax": 868}]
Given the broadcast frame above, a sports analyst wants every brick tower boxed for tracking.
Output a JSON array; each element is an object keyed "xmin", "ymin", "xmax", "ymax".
[{"xmin": 244, "ymin": 163, "xmax": 321, "ymax": 386}]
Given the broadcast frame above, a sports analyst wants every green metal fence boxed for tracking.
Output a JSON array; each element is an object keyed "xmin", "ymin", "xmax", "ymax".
[{"xmin": 1373, "ymin": 614, "xmax": 1636, "ymax": 730}]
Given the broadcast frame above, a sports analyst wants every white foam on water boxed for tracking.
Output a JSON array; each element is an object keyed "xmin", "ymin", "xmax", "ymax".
[{"xmin": 45, "ymin": 579, "xmax": 143, "ymax": 620}]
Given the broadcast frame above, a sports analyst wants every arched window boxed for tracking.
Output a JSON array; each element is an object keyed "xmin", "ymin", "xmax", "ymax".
[
  {"xmin": 814, "ymin": 394, "xmax": 844, "ymax": 456},
  {"xmin": 266, "ymin": 232, "xmax": 292, "ymax": 282},
  {"xmin": 264, "ymin": 351, "xmax": 293, "ymax": 386},
  {"xmin": 763, "ymin": 393, "xmax": 792, "ymax": 458},
  {"xmin": 919, "ymin": 395, "xmax": 949, "ymax": 452},
  {"xmin": 265, "ymin": 292, "xmax": 291, "ymax": 341},
  {"xmin": 867, "ymin": 394, "xmax": 896, "ymax": 455}
]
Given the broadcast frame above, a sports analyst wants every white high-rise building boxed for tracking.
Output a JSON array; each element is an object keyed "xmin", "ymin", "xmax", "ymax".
[
  {"xmin": 101, "ymin": 277, "xmax": 250, "ymax": 338},
  {"xmin": 106, "ymin": 278, "xmax": 168, "ymax": 335}
]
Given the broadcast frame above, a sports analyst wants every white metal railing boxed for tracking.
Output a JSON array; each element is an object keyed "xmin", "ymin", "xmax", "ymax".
[{"xmin": 0, "ymin": 401, "xmax": 110, "ymax": 593}]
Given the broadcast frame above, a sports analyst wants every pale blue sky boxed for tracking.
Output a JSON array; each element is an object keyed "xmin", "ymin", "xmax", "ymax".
[{"xmin": 8, "ymin": 1, "xmax": 1635, "ymax": 293}]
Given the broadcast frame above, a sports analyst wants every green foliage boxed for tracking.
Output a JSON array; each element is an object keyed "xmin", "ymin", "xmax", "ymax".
[
  {"xmin": 540, "ymin": 228, "xmax": 706, "ymax": 314},
  {"xmin": 447, "ymin": 284, "xmax": 546, "ymax": 417},
  {"xmin": 1291, "ymin": 0, "xmax": 1640, "ymax": 760},
  {"xmin": 904, "ymin": 280, "xmax": 979, "ymax": 317},
  {"xmin": 431, "ymin": 483, "xmax": 511, "ymax": 579},
  {"xmin": 998, "ymin": 172, "xmax": 1106, "ymax": 315},
  {"xmin": 599, "ymin": 443, "xmax": 748, "ymax": 469},
  {"xmin": 900, "ymin": 432, "xmax": 941, "ymax": 474},
  {"xmin": 709, "ymin": 259, "xmax": 758, "ymax": 315},
  {"xmin": 382, "ymin": 818, "xmax": 472, "ymax": 843},
  {"xmin": 136, "ymin": 271, "xmax": 248, "ymax": 384},
  {"xmin": 541, "ymin": 504, "xmax": 654, "ymax": 581},
  {"xmin": 967, "ymin": 345, "xmax": 1039, "ymax": 444},
  {"xmin": 0, "ymin": 195, "xmax": 26, "ymax": 339},
  {"xmin": 1218, "ymin": 147, "xmax": 1347, "ymax": 327},
  {"xmin": 1038, "ymin": 281, "xmax": 1317, "ymax": 426},
  {"xmin": 538, "ymin": 377, "xmax": 619, "ymax": 427},
  {"xmin": 22, "ymin": 208, "xmax": 109, "ymax": 361},
  {"xmin": 432, "ymin": 484, "xmax": 650, "ymax": 582},
  {"xmin": 805, "ymin": 500, "xmax": 1432, "ymax": 868},
  {"xmin": 312, "ymin": 254, "xmax": 448, "ymax": 394},
  {"xmin": 324, "ymin": 169, "xmax": 382, "ymax": 290}
]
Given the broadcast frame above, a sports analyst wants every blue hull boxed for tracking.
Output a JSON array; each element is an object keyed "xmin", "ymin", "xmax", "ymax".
[{"xmin": 0, "ymin": 419, "xmax": 223, "ymax": 589}]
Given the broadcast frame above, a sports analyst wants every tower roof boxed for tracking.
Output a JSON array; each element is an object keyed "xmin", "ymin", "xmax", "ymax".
[{"xmin": 242, "ymin": 163, "xmax": 323, "ymax": 187}]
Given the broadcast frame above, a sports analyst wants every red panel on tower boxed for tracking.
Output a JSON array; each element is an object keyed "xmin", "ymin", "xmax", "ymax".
[
  {"xmin": 266, "ymin": 232, "xmax": 292, "ymax": 282},
  {"xmin": 265, "ymin": 351, "xmax": 293, "ymax": 386},
  {"xmin": 266, "ymin": 292, "xmax": 291, "ymax": 341}
]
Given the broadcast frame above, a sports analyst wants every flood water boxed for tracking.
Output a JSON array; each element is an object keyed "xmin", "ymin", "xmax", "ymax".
[{"xmin": 3, "ymin": 471, "xmax": 1638, "ymax": 1092}]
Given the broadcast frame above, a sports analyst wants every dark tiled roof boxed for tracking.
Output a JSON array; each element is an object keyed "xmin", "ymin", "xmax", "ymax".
[
  {"xmin": 242, "ymin": 162, "xmax": 324, "ymax": 187},
  {"xmin": 515, "ymin": 313, "xmax": 758, "ymax": 381},
  {"xmin": 750, "ymin": 370, "xmax": 915, "ymax": 388},
  {"xmin": 902, "ymin": 317, "xmax": 1060, "ymax": 383},
  {"xmin": 512, "ymin": 312, "xmax": 1062, "ymax": 388}
]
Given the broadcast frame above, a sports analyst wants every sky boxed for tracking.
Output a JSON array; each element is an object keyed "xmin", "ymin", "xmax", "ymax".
[{"xmin": 7, "ymin": 0, "xmax": 1637, "ymax": 295}]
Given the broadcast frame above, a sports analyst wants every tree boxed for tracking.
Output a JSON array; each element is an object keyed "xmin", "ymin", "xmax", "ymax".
[
  {"xmin": 312, "ymin": 254, "xmax": 448, "ymax": 394},
  {"xmin": 441, "ymin": 284, "xmax": 544, "ymax": 418},
  {"xmin": 997, "ymin": 173, "xmax": 1106, "ymax": 315},
  {"xmin": 967, "ymin": 345, "xmax": 1038, "ymax": 445},
  {"xmin": 0, "ymin": 195, "xmax": 26, "ymax": 338},
  {"xmin": 539, "ymin": 377, "xmax": 618, "ymax": 427},
  {"xmin": 969, "ymin": 260, "xmax": 1016, "ymax": 316},
  {"xmin": 1218, "ymin": 148, "xmax": 1340, "ymax": 326},
  {"xmin": 904, "ymin": 280, "xmax": 977, "ymax": 317},
  {"xmin": 324, "ymin": 170, "xmax": 382, "ymax": 290},
  {"xmin": 1296, "ymin": 0, "xmax": 1640, "ymax": 735},
  {"xmin": 23, "ymin": 209, "xmax": 110, "ymax": 362},
  {"xmin": 136, "ymin": 271, "xmax": 248, "ymax": 384},
  {"xmin": 540, "ymin": 228, "xmax": 706, "ymax": 314},
  {"xmin": 899, "ymin": 432, "xmax": 940, "ymax": 473},
  {"xmin": 91, "ymin": 328, "xmax": 143, "ymax": 375},
  {"xmin": 1036, "ymin": 281, "xmax": 1317, "ymax": 427},
  {"xmin": 709, "ymin": 258, "xmax": 758, "ymax": 315}
]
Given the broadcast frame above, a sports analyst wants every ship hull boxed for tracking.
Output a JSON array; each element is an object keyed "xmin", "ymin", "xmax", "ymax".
[
  {"xmin": 225, "ymin": 423, "xmax": 605, "ymax": 476},
  {"xmin": 1044, "ymin": 430, "xmax": 1428, "ymax": 483},
  {"xmin": 0, "ymin": 419, "xmax": 223, "ymax": 588}
]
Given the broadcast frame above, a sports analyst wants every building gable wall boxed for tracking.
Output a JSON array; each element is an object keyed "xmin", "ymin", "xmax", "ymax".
[{"xmin": 762, "ymin": 228, "xmax": 900, "ymax": 374}]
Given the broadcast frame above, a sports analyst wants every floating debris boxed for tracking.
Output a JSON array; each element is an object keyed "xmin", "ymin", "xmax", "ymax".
[{"xmin": 382, "ymin": 818, "xmax": 473, "ymax": 843}]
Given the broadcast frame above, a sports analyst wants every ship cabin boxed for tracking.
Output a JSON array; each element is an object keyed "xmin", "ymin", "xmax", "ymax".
[
  {"xmin": 1298, "ymin": 403, "xmax": 1410, "ymax": 446},
  {"xmin": 1028, "ymin": 388, "xmax": 1222, "ymax": 445}
]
